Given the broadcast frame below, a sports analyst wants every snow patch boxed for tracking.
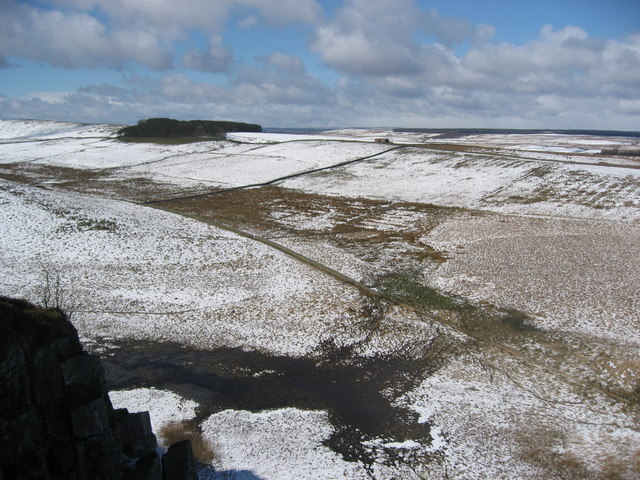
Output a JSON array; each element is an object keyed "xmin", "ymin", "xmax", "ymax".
[
  {"xmin": 109, "ymin": 387, "xmax": 198, "ymax": 445},
  {"xmin": 200, "ymin": 408, "xmax": 368, "ymax": 479}
]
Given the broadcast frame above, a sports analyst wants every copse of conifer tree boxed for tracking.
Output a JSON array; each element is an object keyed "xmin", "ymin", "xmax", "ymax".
[{"xmin": 117, "ymin": 118, "xmax": 262, "ymax": 138}]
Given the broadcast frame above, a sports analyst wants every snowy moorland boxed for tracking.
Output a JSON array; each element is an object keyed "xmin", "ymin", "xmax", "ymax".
[{"xmin": 1, "ymin": 119, "xmax": 639, "ymax": 479}]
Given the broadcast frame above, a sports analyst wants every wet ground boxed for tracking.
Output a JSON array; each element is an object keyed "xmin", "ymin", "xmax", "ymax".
[{"xmin": 99, "ymin": 331, "xmax": 452, "ymax": 470}]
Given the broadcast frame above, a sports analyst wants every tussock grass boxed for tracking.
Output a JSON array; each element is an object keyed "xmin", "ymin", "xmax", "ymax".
[{"xmin": 158, "ymin": 419, "xmax": 217, "ymax": 465}]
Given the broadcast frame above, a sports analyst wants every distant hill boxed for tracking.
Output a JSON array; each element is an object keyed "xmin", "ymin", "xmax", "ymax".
[
  {"xmin": 117, "ymin": 118, "xmax": 262, "ymax": 139},
  {"xmin": 394, "ymin": 127, "xmax": 640, "ymax": 139}
]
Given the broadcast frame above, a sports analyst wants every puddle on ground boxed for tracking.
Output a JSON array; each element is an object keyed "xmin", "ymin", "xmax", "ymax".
[{"xmin": 98, "ymin": 337, "xmax": 441, "ymax": 469}]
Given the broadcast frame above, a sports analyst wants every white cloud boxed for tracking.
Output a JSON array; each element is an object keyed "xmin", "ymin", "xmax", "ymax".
[
  {"xmin": 463, "ymin": 25, "xmax": 603, "ymax": 76},
  {"xmin": 241, "ymin": 0, "xmax": 323, "ymax": 25},
  {"xmin": 111, "ymin": 29, "xmax": 174, "ymax": 70},
  {"xmin": 310, "ymin": 0, "xmax": 425, "ymax": 76},
  {"xmin": 264, "ymin": 52, "xmax": 305, "ymax": 74},
  {"xmin": 0, "ymin": 49, "xmax": 342, "ymax": 126},
  {"xmin": 42, "ymin": 0, "xmax": 323, "ymax": 30},
  {"xmin": 237, "ymin": 15, "xmax": 258, "ymax": 29},
  {"xmin": 309, "ymin": 0, "xmax": 640, "ymax": 123},
  {"xmin": 156, "ymin": 73, "xmax": 228, "ymax": 103},
  {"xmin": 458, "ymin": 26, "xmax": 640, "ymax": 98},
  {"xmin": 421, "ymin": 7, "xmax": 495, "ymax": 46},
  {"xmin": 1, "ymin": 69, "xmax": 639, "ymax": 130},
  {"xmin": 232, "ymin": 53, "xmax": 335, "ymax": 106},
  {"xmin": 1, "ymin": 1, "xmax": 639, "ymax": 130},
  {"xmin": 323, "ymin": 21, "xmax": 640, "ymax": 117},
  {"xmin": 1, "ymin": 0, "xmax": 323, "ymax": 71},
  {"xmin": 26, "ymin": 91, "xmax": 71, "ymax": 104},
  {"xmin": 0, "ymin": 1, "xmax": 173, "ymax": 70},
  {"xmin": 310, "ymin": 0, "xmax": 493, "ymax": 77},
  {"xmin": 182, "ymin": 35, "xmax": 234, "ymax": 73}
]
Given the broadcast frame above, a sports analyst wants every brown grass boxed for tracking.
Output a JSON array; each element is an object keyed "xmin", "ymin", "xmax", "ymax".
[
  {"xmin": 0, "ymin": 163, "xmax": 107, "ymax": 183},
  {"xmin": 163, "ymin": 185, "xmax": 456, "ymax": 265},
  {"xmin": 158, "ymin": 419, "xmax": 217, "ymax": 465},
  {"xmin": 528, "ymin": 446, "xmax": 640, "ymax": 480},
  {"xmin": 516, "ymin": 427, "xmax": 595, "ymax": 480}
]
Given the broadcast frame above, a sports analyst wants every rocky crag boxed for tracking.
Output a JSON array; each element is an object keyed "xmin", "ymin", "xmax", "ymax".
[{"xmin": 0, "ymin": 297, "xmax": 196, "ymax": 480}]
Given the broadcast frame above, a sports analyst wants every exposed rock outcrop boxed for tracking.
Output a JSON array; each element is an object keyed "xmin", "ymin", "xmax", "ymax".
[
  {"xmin": 162, "ymin": 441, "xmax": 196, "ymax": 480},
  {"xmin": 0, "ymin": 297, "xmax": 196, "ymax": 480}
]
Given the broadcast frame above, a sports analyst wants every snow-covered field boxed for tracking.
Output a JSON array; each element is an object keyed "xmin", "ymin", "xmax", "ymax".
[
  {"xmin": 1, "ymin": 120, "xmax": 639, "ymax": 479},
  {"xmin": 0, "ymin": 119, "xmax": 120, "ymax": 140},
  {"xmin": 436, "ymin": 131, "xmax": 640, "ymax": 154},
  {"xmin": 282, "ymin": 146, "xmax": 640, "ymax": 221},
  {"xmin": 129, "ymin": 140, "xmax": 389, "ymax": 188},
  {"xmin": 200, "ymin": 408, "xmax": 369, "ymax": 479},
  {"xmin": 424, "ymin": 214, "xmax": 640, "ymax": 345},
  {"xmin": 0, "ymin": 179, "xmax": 368, "ymax": 356}
]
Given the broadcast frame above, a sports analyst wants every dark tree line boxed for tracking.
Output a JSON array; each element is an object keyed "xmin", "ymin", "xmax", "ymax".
[{"xmin": 117, "ymin": 118, "xmax": 262, "ymax": 138}]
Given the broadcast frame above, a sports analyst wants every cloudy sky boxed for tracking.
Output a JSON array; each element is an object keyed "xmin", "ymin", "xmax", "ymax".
[{"xmin": 1, "ymin": 0, "xmax": 639, "ymax": 129}]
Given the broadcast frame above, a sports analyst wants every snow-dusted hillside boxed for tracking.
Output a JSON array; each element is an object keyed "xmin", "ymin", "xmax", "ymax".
[
  {"xmin": 1, "ymin": 120, "xmax": 639, "ymax": 480},
  {"xmin": 0, "ymin": 119, "xmax": 120, "ymax": 140}
]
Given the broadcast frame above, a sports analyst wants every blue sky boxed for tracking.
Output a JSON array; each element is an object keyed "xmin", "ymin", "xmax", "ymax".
[{"xmin": 1, "ymin": 0, "xmax": 639, "ymax": 129}]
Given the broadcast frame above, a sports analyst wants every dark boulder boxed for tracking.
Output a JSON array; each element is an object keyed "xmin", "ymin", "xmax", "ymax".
[
  {"xmin": 162, "ymin": 440, "xmax": 196, "ymax": 480},
  {"xmin": 116, "ymin": 410, "xmax": 158, "ymax": 458}
]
